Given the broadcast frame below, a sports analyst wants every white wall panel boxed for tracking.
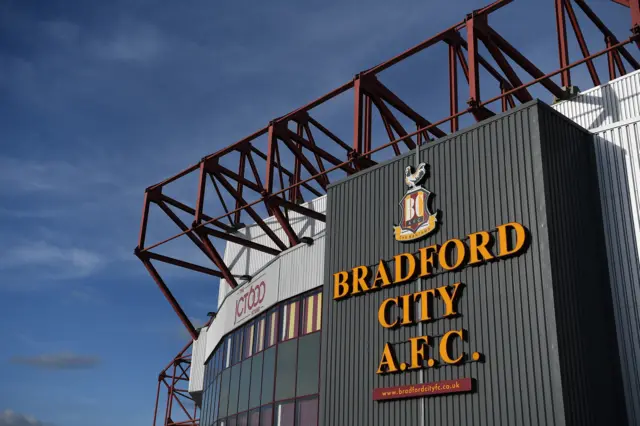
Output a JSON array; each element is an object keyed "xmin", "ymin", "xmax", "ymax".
[
  {"xmin": 592, "ymin": 117, "xmax": 640, "ymax": 424},
  {"xmin": 188, "ymin": 327, "xmax": 208, "ymax": 396},
  {"xmin": 277, "ymin": 234, "xmax": 325, "ymax": 301},
  {"xmin": 217, "ymin": 195, "xmax": 326, "ymax": 308},
  {"xmin": 552, "ymin": 69, "xmax": 640, "ymax": 130}
]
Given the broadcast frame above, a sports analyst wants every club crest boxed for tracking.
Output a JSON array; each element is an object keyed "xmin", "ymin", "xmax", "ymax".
[{"xmin": 393, "ymin": 162, "xmax": 438, "ymax": 242}]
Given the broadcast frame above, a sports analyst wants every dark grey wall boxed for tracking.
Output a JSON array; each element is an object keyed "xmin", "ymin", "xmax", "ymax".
[{"xmin": 319, "ymin": 101, "xmax": 626, "ymax": 426}]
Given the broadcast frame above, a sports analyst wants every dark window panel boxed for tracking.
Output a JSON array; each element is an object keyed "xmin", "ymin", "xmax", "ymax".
[
  {"xmin": 238, "ymin": 358, "xmax": 252, "ymax": 413},
  {"xmin": 211, "ymin": 377, "xmax": 219, "ymax": 422},
  {"xmin": 228, "ymin": 415, "xmax": 237, "ymax": 426},
  {"xmin": 218, "ymin": 368, "xmax": 231, "ymax": 418},
  {"xmin": 296, "ymin": 397, "xmax": 319, "ymax": 426},
  {"xmin": 296, "ymin": 333, "xmax": 321, "ymax": 396},
  {"xmin": 249, "ymin": 353, "xmax": 264, "ymax": 409},
  {"xmin": 249, "ymin": 408, "xmax": 260, "ymax": 426},
  {"xmin": 228, "ymin": 363, "xmax": 242, "ymax": 415},
  {"xmin": 237, "ymin": 412, "xmax": 248, "ymax": 426},
  {"xmin": 260, "ymin": 405, "xmax": 273, "ymax": 426},
  {"xmin": 275, "ymin": 401, "xmax": 295, "ymax": 426},
  {"xmin": 261, "ymin": 347, "xmax": 276, "ymax": 404},
  {"xmin": 275, "ymin": 339, "xmax": 297, "ymax": 401}
]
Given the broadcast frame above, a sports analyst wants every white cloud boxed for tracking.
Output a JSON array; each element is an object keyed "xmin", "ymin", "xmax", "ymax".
[
  {"xmin": 0, "ymin": 157, "xmax": 119, "ymax": 195},
  {"xmin": 0, "ymin": 410, "xmax": 46, "ymax": 426},
  {"xmin": 0, "ymin": 241, "xmax": 103, "ymax": 281}
]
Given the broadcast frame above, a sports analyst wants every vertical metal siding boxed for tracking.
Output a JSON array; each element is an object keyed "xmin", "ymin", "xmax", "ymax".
[
  {"xmin": 591, "ymin": 118, "xmax": 640, "ymax": 424},
  {"xmin": 538, "ymin": 105, "xmax": 628, "ymax": 426},
  {"xmin": 218, "ymin": 196, "xmax": 327, "ymax": 308},
  {"xmin": 320, "ymin": 101, "xmax": 627, "ymax": 426},
  {"xmin": 204, "ymin": 232, "xmax": 326, "ymax": 360},
  {"xmin": 552, "ymin": 69, "xmax": 640, "ymax": 130},
  {"xmin": 189, "ymin": 327, "xmax": 208, "ymax": 395}
]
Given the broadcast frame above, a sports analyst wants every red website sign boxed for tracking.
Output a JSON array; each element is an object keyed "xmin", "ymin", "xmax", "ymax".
[{"xmin": 372, "ymin": 378, "xmax": 473, "ymax": 401}]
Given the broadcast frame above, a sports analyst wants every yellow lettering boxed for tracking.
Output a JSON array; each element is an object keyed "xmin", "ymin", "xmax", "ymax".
[
  {"xmin": 468, "ymin": 231, "xmax": 494, "ymax": 265},
  {"xmin": 351, "ymin": 266, "xmax": 370, "ymax": 295},
  {"xmin": 378, "ymin": 297, "xmax": 399, "ymax": 328},
  {"xmin": 333, "ymin": 271, "xmax": 349, "ymax": 300},
  {"xmin": 377, "ymin": 343, "xmax": 399, "ymax": 374},
  {"xmin": 439, "ymin": 239, "xmax": 466, "ymax": 271},
  {"xmin": 497, "ymin": 222, "xmax": 527, "ymax": 257},
  {"xmin": 418, "ymin": 245, "xmax": 439, "ymax": 277},
  {"xmin": 408, "ymin": 336, "xmax": 429, "ymax": 370},
  {"xmin": 437, "ymin": 283, "xmax": 463, "ymax": 317},
  {"xmin": 440, "ymin": 329, "xmax": 464, "ymax": 365},
  {"xmin": 413, "ymin": 289, "xmax": 436, "ymax": 321},
  {"xmin": 372, "ymin": 260, "xmax": 391, "ymax": 288},
  {"xmin": 400, "ymin": 293, "xmax": 413, "ymax": 325},
  {"xmin": 394, "ymin": 253, "xmax": 417, "ymax": 283}
]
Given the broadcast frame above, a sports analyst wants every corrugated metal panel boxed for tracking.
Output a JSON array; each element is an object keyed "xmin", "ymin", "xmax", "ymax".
[
  {"xmin": 538, "ymin": 105, "xmax": 628, "ymax": 426},
  {"xmin": 320, "ymin": 101, "xmax": 626, "ymax": 426},
  {"xmin": 277, "ymin": 234, "xmax": 325, "ymax": 301},
  {"xmin": 204, "ymin": 232, "xmax": 325, "ymax": 361},
  {"xmin": 552, "ymin": 69, "xmax": 640, "ymax": 130},
  {"xmin": 189, "ymin": 327, "xmax": 208, "ymax": 396},
  {"xmin": 590, "ymin": 118, "xmax": 640, "ymax": 424},
  {"xmin": 217, "ymin": 196, "xmax": 327, "ymax": 308}
]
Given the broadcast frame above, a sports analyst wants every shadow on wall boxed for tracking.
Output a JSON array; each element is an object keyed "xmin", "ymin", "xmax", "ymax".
[
  {"xmin": 571, "ymin": 83, "xmax": 621, "ymax": 130},
  {"xmin": 595, "ymin": 134, "xmax": 640, "ymax": 425}
]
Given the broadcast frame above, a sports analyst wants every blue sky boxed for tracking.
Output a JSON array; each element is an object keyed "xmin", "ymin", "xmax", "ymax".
[{"xmin": 0, "ymin": 0, "xmax": 635, "ymax": 425}]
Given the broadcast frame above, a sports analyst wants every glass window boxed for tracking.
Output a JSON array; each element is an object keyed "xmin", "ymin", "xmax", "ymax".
[
  {"xmin": 296, "ymin": 397, "xmax": 318, "ymax": 426},
  {"xmin": 280, "ymin": 300, "xmax": 299, "ymax": 341},
  {"xmin": 228, "ymin": 416, "xmax": 237, "ymax": 426},
  {"xmin": 260, "ymin": 405, "xmax": 273, "ymax": 426},
  {"xmin": 225, "ymin": 335, "xmax": 233, "ymax": 369},
  {"xmin": 211, "ymin": 377, "xmax": 219, "ymax": 422},
  {"xmin": 237, "ymin": 412, "xmax": 248, "ymax": 426},
  {"xmin": 274, "ymin": 401, "xmax": 295, "ymax": 426},
  {"xmin": 301, "ymin": 293, "xmax": 322, "ymax": 335},
  {"xmin": 255, "ymin": 315, "xmax": 266, "ymax": 353},
  {"xmin": 218, "ymin": 368, "xmax": 231, "ymax": 418},
  {"xmin": 213, "ymin": 375, "xmax": 221, "ymax": 422},
  {"xmin": 266, "ymin": 309, "xmax": 279, "ymax": 348},
  {"xmin": 202, "ymin": 390, "xmax": 209, "ymax": 426},
  {"xmin": 249, "ymin": 353, "xmax": 263, "ymax": 409},
  {"xmin": 245, "ymin": 322, "xmax": 255, "ymax": 359},
  {"xmin": 275, "ymin": 339, "xmax": 297, "ymax": 401},
  {"xmin": 296, "ymin": 333, "xmax": 320, "ymax": 396},
  {"xmin": 249, "ymin": 409, "xmax": 260, "ymax": 426},
  {"xmin": 228, "ymin": 363, "xmax": 242, "ymax": 415},
  {"xmin": 238, "ymin": 358, "xmax": 252, "ymax": 413},
  {"xmin": 261, "ymin": 347, "xmax": 276, "ymax": 404}
]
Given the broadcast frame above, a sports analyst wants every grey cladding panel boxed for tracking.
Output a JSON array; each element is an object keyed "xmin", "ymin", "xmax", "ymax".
[
  {"xmin": 321, "ymin": 103, "xmax": 564, "ymax": 426},
  {"xmin": 320, "ymin": 101, "xmax": 627, "ymax": 426}
]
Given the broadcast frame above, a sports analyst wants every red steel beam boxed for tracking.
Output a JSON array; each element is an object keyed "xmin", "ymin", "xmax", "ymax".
[
  {"xmin": 353, "ymin": 76, "xmax": 364, "ymax": 153},
  {"xmin": 196, "ymin": 232, "xmax": 239, "ymax": 289},
  {"xmin": 144, "ymin": 251, "xmax": 224, "ymax": 277},
  {"xmin": 138, "ymin": 192, "xmax": 151, "ymax": 249},
  {"xmin": 564, "ymin": 0, "xmax": 602, "ymax": 86},
  {"xmin": 160, "ymin": 194, "xmax": 234, "ymax": 233},
  {"xmin": 234, "ymin": 152, "xmax": 247, "ymax": 223},
  {"xmin": 369, "ymin": 95, "xmax": 416, "ymax": 149},
  {"xmin": 574, "ymin": 0, "xmax": 640, "ymax": 68},
  {"xmin": 556, "ymin": 0, "xmax": 572, "ymax": 87},
  {"xmin": 250, "ymin": 146, "xmax": 323, "ymax": 197},
  {"xmin": 137, "ymin": 255, "xmax": 197, "ymax": 340},
  {"xmin": 198, "ymin": 226, "xmax": 281, "ymax": 256},
  {"xmin": 448, "ymin": 44, "xmax": 459, "ymax": 132},
  {"xmin": 365, "ymin": 76, "xmax": 447, "ymax": 138},
  {"xmin": 213, "ymin": 173, "xmax": 288, "ymax": 251},
  {"xmin": 483, "ymin": 25, "xmax": 566, "ymax": 99}
]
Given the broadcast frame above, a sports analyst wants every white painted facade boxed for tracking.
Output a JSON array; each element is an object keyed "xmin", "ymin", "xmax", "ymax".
[{"xmin": 552, "ymin": 69, "xmax": 640, "ymax": 130}]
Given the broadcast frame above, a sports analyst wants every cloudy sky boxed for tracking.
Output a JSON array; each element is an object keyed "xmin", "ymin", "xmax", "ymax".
[{"xmin": 0, "ymin": 0, "xmax": 635, "ymax": 425}]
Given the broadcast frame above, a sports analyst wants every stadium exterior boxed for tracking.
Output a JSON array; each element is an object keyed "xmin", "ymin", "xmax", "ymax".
[{"xmin": 135, "ymin": 2, "xmax": 640, "ymax": 425}]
